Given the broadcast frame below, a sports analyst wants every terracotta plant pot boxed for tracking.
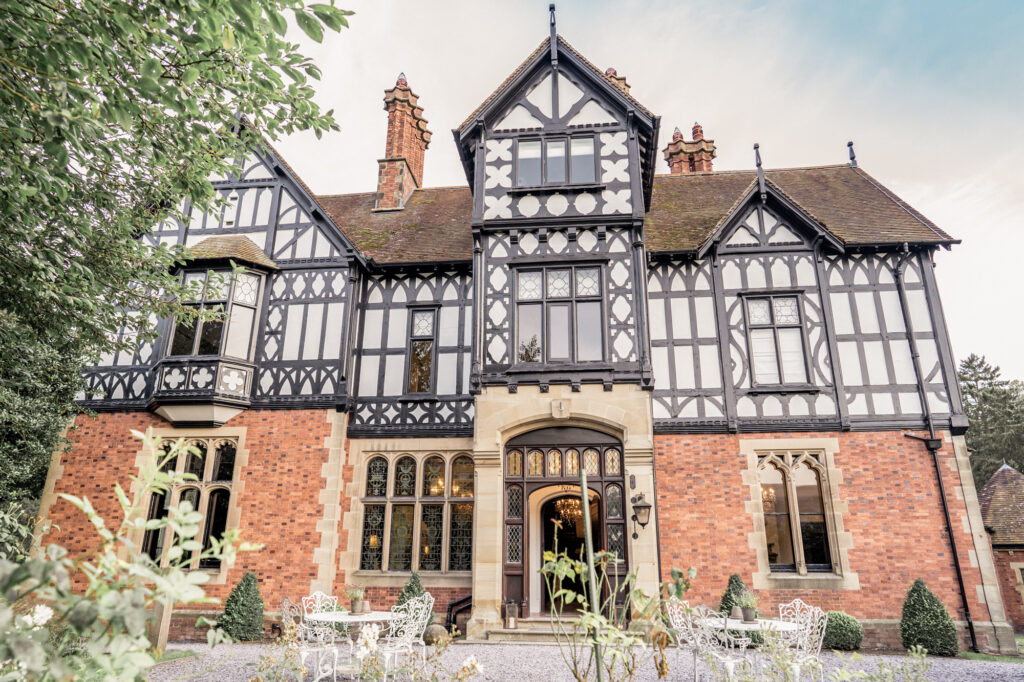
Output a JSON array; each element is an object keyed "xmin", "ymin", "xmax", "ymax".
[{"xmin": 741, "ymin": 607, "xmax": 757, "ymax": 623}]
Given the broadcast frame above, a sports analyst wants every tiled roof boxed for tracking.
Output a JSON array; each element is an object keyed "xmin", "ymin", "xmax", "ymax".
[
  {"xmin": 457, "ymin": 35, "xmax": 654, "ymax": 131},
  {"xmin": 188, "ymin": 235, "xmax": 279, "ymax": 270},
  {"xmin": 315, "ymin": 165, "xmax": 955, "ymax": 264},
  {"xmin": 979, "ymin": 463, "xmax": 1024, "ymax": 545},
  {"xmin": 317, "ymin": 187, "xmax": 474, "ymax": 265}
]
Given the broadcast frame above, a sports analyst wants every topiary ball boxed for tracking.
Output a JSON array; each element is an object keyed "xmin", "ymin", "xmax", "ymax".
[{"xmin": 822, "ymin": 611, "xmax": 863, "ymax": 651}]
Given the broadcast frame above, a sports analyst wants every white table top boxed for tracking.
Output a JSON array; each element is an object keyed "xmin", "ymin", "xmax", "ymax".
[
  {"xmin": 306, "ymin": 610, "xmax": 397, "ymax": 624},
  {"xmin": 698, "ymin": 616, "xmax": 802, "ymax": 633}
]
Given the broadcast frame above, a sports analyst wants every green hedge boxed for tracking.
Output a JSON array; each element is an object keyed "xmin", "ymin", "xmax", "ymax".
[
  {"xmin": 822, "ymin": 611, "xmax": 862, "ymax": 651},
  {"xmin": 900, "ymin": 578, "xmax": 958, "ymax": 656},
  {"xmin": 217, "ymin": 571, "xmax": 264, "ymax": 641}
]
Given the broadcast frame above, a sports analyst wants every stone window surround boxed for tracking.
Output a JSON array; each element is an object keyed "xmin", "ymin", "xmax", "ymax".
[
  {"xmin": 130, "ymin": 426, "xmax": 250, "ymax": 586},
  {"xmin": 741, "ymin": 437, "xmax": 859, "ymax": 591},
  {"xmin": 343, "ymin": 437, "xmax": 475, "ymax": 589},
  {"xmin": 1012, "ymin": 562, "xmax": 1024, "ymax": 605}
]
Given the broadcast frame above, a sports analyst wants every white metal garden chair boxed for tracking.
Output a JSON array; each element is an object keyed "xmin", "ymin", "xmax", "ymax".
[
  {"xmin": 281, "ymin": 597, "xmax": 339, "ymax": 682},
  {"xmin": 664, "ymin": 597, "xmax": 701, "ymax": 682},
  {"xmin": 778, "ymin": 598, "xmax": 829, "ymax": 680},
  {"xmin": 690, "ymin": 604, "xmax": 752, "ymax": 681},
  {"xmin": 378, "ymin": 592, "xmax": 436, "ymax": 671}
]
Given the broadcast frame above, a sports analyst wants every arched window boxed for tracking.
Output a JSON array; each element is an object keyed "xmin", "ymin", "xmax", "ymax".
[
  {"xmin": 546, "ymin": 449, "xmax": 562, "ymax": 477},
  {"xmin": 606, "ymin": 484, "xmax": 623, "ymax": 519},
  {"xmin": 422, "ymin": 456, "xmax": 445, "ymax": 497},
  {"xmin": 184, "ymin": 443, "xmax": 205, "ymax": 479},
  {"xmin": 366, "ymin": 457, "xmax": 388, "ymax": 497},
  {"xmin": 200, "ymin": 488, "xmax": 230, "ymax": 569},
  {"xmin": 527, "ymin": 449, "xmax": 544, "ymax": 477},
  {"xmin": 141, "ymin": 491, "xmax": 168, "ymax": 561},
  {"xmin": 506, "ymin": 450, "xmax": 522, "ymax": 477},
  {"xmin": 451, "ymin": 456, "xmax": 474, "ymax": 498},
  {"xmin": 394, "ymin": 456, "xmax": 417, "ymax": 497},
  {"xmin": 360, "ymin": 453, "xmax": 474, "ymax": 572},
  {"xmin": 757, "ymin": 453, "xmax": 832, "ymax": 573},
  {"xmin": 213, "ymin": 441, "xmax": 236, "ymax": 481}
]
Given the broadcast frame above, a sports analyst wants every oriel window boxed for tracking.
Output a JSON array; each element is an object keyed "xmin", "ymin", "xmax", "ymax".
[
  {"xmin": 744, "ymin": 295, "xmax": 809, "ymax": 386},
  {"xmin": 169, "ymin": 270, "xmax": 262, "ymax": 360},
  {"xmin": 407, "ymin": 309, "xmax": 435, "ymax": 393},
  {"xmin": 515, "ymin": 136, "xmax": 596, "ymax": 187},
  {"xmin": 515, "ymin": 265, "xmax": 604, "ymax": 364}
]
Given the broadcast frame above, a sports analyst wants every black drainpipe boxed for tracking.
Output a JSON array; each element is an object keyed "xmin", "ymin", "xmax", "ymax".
[{"xmin": 894, "ymin": 245, "xmax": 978, "ymax": 652}]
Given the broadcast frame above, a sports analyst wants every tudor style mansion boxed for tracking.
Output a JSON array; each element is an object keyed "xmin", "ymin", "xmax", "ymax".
[{"xmin": 39, "ymin": 29, "xmax": 1015, "ymax": 651}]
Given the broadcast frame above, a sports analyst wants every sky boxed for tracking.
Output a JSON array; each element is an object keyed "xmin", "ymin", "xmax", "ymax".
[{"xmin": 273, "ymin": 0, "xmax": 1024, "ymax": 379}]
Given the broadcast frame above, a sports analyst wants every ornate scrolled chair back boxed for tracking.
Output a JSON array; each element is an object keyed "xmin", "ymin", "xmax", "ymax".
[{"xmin": 664, "ymin": 597, "xmax": 694, "ymax": 645}]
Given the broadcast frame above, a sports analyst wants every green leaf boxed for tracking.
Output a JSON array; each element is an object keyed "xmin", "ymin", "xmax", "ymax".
[
  {"xmin": 309, "ymin": 4, "xmax": 344, "ymax": 31},
  {"xmin": 221, "ymin": 25, "xmax": 235, "ymax": 50},
  {"xmin": 294, "ymin": 10, "xmax": 323, "ymax": 43},
  {"xmin": 266, "ymin": 9, "xmax": 287, "ymax": 35},
  {"xmin": 182, "ymin": 66, "xmax": 199, "ymax": 85}
]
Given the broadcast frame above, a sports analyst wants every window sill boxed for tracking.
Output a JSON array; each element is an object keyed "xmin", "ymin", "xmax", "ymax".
[
  {"xmin": 352, "ymin": 571, "xmax": 472, "ymax": 589},
  {"xmin": 507, "ymin": 183, "xmax": 606, "ymax": 195},
  {"xmin": 506, "ymin": 362, "xmax": 612, "ymax": 374},
  {"xmin": 761, "ymin": 572, "xmax": 851, "ymax": 591},
  {"xmin": 745, "ymin": 384, "xmax": 821, "ymax": 395}
]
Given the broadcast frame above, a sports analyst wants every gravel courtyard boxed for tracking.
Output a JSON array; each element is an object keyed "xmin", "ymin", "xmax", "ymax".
[{"xmin": 148, "ymin": 641, "xmax": 1024, "ymax": 681}]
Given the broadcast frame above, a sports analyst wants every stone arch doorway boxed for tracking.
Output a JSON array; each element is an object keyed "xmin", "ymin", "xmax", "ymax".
[{"xmin": 502, "ymin": 427, "xmax": 628, "ymax": 616}]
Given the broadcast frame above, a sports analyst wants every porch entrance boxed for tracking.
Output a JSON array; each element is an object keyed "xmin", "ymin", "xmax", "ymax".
[
  {"xmin": 501, "ymin": 427, "xmax": 628, "ymax": 617},
  {"xmin": 539, "ymin": 492, "xmax": 600, "ymax": 612}
]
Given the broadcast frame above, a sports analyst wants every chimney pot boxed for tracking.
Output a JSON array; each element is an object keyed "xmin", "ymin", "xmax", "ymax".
[
  {"xmin": 375, "ymin": 75, "xmax": 431, "ymax": 210},
  {"xmin": 672, "ymin": 126, "xmax": 683, "ymax": 141},
  {"xmin": 692, "ymin": 122, "xmax": 704, "ymax": 140}
]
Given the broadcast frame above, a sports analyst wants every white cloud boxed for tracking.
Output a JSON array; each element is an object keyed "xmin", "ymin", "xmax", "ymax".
[{"xmin": 273, "ymin": 0, "xmax": 1024, "ymax": 378}]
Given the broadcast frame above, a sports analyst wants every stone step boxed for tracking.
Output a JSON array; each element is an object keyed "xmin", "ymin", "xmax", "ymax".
[{"xmin": 485, "ymin": 627, "xmax": 560, "ymax": 642}]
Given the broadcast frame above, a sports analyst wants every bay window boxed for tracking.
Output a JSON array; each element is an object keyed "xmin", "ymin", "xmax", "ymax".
[{"xmin": 169, "ymin": 270, "xmax": 262, "ymax": 361}]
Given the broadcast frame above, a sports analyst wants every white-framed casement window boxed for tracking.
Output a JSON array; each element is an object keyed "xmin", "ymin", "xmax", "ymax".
[
  {"xmin": 515, "ymin": 136, "xmax": 597, "ymax": 187},
  {"xmin": 744, "ymin": 295, "xmax": 809, "ymax": 386},
  {"xmin": 141, "ymin": 437, "xmax": 238, "ymax": 571},
  {"xmin": 515, "ymin": 265, "xmax": 604, "ymax": 364},
  {"xmin": 360, "ymin": 454, "xmax": 474, "ymax": 572},
  {"xmin": 757, "ymin": 451, "xmax": 832, "ymax": 573},
  {"xmin": 168, "ymin": 270, "xmax": 262, "ymax": 360}
]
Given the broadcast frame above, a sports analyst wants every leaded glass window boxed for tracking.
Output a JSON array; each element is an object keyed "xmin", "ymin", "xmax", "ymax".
[
  {"xmin": 607, "ymin": 524, "xmax": 624, "ymax": 559},
  {"xmin": 515, "ymin": 264, "xmax": 604, "ymax": 364},
  {"xmin": 388, "ymin": 504, "xmax": 415, "ymax": 571},
  {"xmin": 449, "ymin": 503, "xmax": 473, "ymax": 571},
  {"xmin": 506, "ymin": 450, "xmax": 522, "ymax": 477},
  {"xmin": 757, "ymin": 452, "xmax": 833, "ymax": 573},
  {"xmin": 583, "ymin": 448, "xmax": 600, "ymax": 476},
  {"xmin": 745, "ymin": 295, "xmax": 808, "ymax": 386},
  {"xmin": 360, "ymin": 504, "xmax": 386, "ymax": 570},
  {"xmin": 528, "ymin": 450, "xmax": 544, "ymax": 476},
  {"xmin": 452, "ymin": 456, "xmax": 474, "ymax": 497},
  {"xmin": 565, "ymin": 449, "xmax": 579, "ymax": 476},
  {"xmin": 423, "ymin": 456, "xmax": 445, "ymax": 497},
  {"xmin": 143, "ymin": 437, "xmax": 239, "ymax": 572},
  {"xmin": 604, "ymin": 449, "xmax": 621, "ymax": 476},
  {"xmin": 419, "ymin": 504, "xmax": 443, "ymax": 571},
  {"xmin": 507, "ymin": 486, "xmax": 523, "ymax": 519},
  {"xmin": 367, "ymin": 457, "xmax": 388, "ymax": 497},
  {"xmin": 395, "ymin": 456, "xmax": 417, "ymax": 497},
  {"xmin": 408, "ymin": 309, "xmax": 435, "ymax": 393},
  {"xmin": 170, "ymin": 270, "xmax": 261, "ymax": 360},
  {"xmin": 507, "ymin": 525, "xmax": 522, "ymax": 563},
  {"xmin": 547, "ymin": 449, "xmax": 562, "ymax": 476},
  {"xmin": 606, "ymin": 484, "xmax": 623, "ymax": 519}
]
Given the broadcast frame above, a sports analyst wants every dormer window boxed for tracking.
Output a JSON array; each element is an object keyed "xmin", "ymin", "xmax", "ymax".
[
  {"xmin": 515, "ymin": 136, "xmax": 596, "ymax": 187},
  {"xmin": 169, "ymin": 270, "xmax": 262, "ymax": 361}
]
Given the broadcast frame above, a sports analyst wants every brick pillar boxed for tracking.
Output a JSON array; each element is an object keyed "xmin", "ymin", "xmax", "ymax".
[
  {"xmin": 375, "ymin": 73, "xmax": 432, "ymax": 211},
  {"xmin": 663, "ymin": 123, "xmax": 717, "ymax": 174}
]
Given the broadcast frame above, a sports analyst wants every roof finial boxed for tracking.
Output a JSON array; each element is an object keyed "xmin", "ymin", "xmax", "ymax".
[
  {"xmin": 672, "ymin": 126, "xmax": 683, "ymax": 141},
  {"xmin": 549, "ymin": 4, "xmax": 558, "ymax": 66},
  {"xmin": 847, "ymin": 140, "xmax": 857, "ymax": 167},
  {"xmin": 754, "ymin": 143, "xmax": 766, "ymax": 203},
  {"xmin": 396, "ymin": 72, "xmax": 407, "ymax": 87}
]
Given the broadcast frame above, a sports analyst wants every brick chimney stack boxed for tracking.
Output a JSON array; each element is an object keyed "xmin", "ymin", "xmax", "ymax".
[
  {"xmin": 374, "ymin": 73, "xmax": 432, "ymax": 211},
  {"xmin": 604, "ymin": 67, "xmax": 630, "ymax": 94},
  {"xmin": 663, "ymin": 122, "xmax": 716, "ymax": 174}
]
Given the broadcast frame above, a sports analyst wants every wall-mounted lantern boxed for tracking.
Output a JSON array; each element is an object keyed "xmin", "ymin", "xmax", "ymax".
[{"xmin": 630, "ymin": 492, "xmax": 652, "ymax": 539}]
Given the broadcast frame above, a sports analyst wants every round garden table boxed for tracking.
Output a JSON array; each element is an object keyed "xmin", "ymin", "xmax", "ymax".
[{"xmin": 698, "ymin": 616, "xmax": 802, "ymax": 633}]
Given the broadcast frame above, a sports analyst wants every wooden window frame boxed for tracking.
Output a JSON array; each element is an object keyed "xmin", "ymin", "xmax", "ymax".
[
  {"xmin": 741, "ymin": 293, "xmax": 813, "ymax": 389},
  {"xmin": 405, "ymin": 307, "xmax": 438, "ymax": 395},
  {"xmin": 167, "ymin": 269, "xmax": 263, "ymax": 361},
  {"xmin": 512, "ymin": 264, "xmax": 605, "ymax": 366},
  {"xmin": 513, "ymin": 134, "xmax": 599, "ymax": 189}
]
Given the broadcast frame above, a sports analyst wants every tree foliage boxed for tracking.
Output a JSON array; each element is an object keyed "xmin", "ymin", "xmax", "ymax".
[
  {"xmin": 900, "ymin": 578, "xmax": 958, "ymax": 656},
  {"xmin": 958, "ymin": 354, "xmax": 1024, "ymax": 488},
  {"xmin": 0, "ymin": 0, "xmax": 352, "ymax": 506},
  {"xmin": 218, "ymin": 570, "xmax": 264, "ymax": 641}
]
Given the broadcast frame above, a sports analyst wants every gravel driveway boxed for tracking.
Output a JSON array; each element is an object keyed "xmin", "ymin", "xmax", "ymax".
[{"xmin": 148, "ymin": 641, "xmax": 1024, "ymax": 681}]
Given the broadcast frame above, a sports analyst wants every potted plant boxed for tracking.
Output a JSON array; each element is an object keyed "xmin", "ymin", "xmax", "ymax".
[
  {"xmin": 347, "ymin": 586, "xmax": 365, "ymax": 614},
  {"xmin": 737, "ymin": 590, "xmax": 758, "ymax": 624}
]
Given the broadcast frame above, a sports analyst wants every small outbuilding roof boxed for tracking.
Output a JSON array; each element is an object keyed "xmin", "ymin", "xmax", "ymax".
[{"xmin": 979, "ymin": 463, "xmax": 1024, "ymax": 546}]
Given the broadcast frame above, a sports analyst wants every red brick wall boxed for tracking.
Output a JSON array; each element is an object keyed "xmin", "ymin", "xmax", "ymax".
[
  {"xmin": 654, "ymin": 431, "xmax": 992, "ymax": 649},
  {"xmin": 44, "ymin": 409, "xmax": 335, "ymax": 611},
  {"xmin": 993, "ymin": 549, "xmax": 1024, "ymax": 632}
]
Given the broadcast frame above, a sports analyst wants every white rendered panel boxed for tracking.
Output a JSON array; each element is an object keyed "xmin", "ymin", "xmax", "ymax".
[
  {"xmin": 494, "ymin": 104, "xmax": 543, "ymax": 131},
  {"xmin": 436, "ymin": 353, "xmax": 457, "ymax": 394},
  {"xmin": 698, "ymin": 345, "xmax": 721, "ymax": 389},
  {"xmin": 675, "ymin": 347, "xmax": 696, "ymax": 389},
  {"xmin": 652, "ymin": 347, "xmax": 670, "ymax": 389},
  {"xmin": 363, "ymin": 309, "xmax": 383, "ymax": 349},
  {"xmin": 874, "ymin": 393, "xmax": 895, "ymax": 415},
  {"xmin": 525, "ymin": 74, "xmax": 553, "ymax": 118},
  {"xmin": 462, "ymin": 354, "xmax": 471, "ymax": 394},
  {"xmin": 899, "ymin": 392, "xmax": 922, "ymax": 413},
  {"xmin": 322, "ymin": 303, "xmax": 344, "ymax": 360},
  {"xmin": 906, "ymin": 289, "xmax": 933, "ymax": 332},
  {"xmin": 439, "ymin": 307, "xmax": 459, "ymax": 346},
  {"xmin": 302, "ymin": 304, "xmax": 324, "ymax": 360},
  {"xmin": 670, "ymin": 298, "xmax": 691, "ymax": 339},
  {"xmin": 694, "ymin": 298, "xmax": 715, "ymax": 338},
  {"xmin": 838, "ymin": 341, "xmax": 863, "ymax": 385},
  {"xmin": 382, "ymin": 355, "xmax": 404, "ymax": 396},
  {"xmin": 855, "ymin": 292, "xmax": 880, "ymax": 334},
  {"xmin": 358, "ymin": 356, "xmax": 379, "ymax": 396},
  {"xmin": 879, "ymin": 290, "xmax": 905, "ymax": 332},
  {"xmin": 830, "ymin": 293, "xmax": 855, "ymax": 335},
  {"xmin": 387, "ymin": 309, "xmax": 407, "ymax": 348},
  {"xmin": 863, "ymin": 341, "xmax": 888, "ymax": 384},
  {"xmin": 282, "ymin": 306, "xmax": 304, "ymax": 360},
  {"xmin": 889, "ymin": 340, "xmax": 916, "ymax": 384},
  {"xmin": 648, "ymin": 299, "xmax": 666, "ymax": 341},
  {"xmin": 557, "ymin": 74, "xmax": 583, "ymax": 115}
]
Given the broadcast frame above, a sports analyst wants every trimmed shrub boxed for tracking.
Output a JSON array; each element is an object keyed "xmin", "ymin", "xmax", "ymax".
[
  {"xmin": 396, "ymin": 571, "xmax": 432, "ymax": 629},
  {"xmin": 900, "ymin": 578, "xmax": 958, "ymax": 656},
  {"xmin": 718, "ymin": 573, "xmax": 762, "ymax": 644},
  {"xmin": 822, "ymin": 611, "xmax": 863, "ymax": 651},
  {"xmin": 218, "ymin": 571, "xmax": 265, "ymax": 641}
]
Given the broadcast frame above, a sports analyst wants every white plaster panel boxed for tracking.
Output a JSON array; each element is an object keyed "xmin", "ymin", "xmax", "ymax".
[
  {"xmin": 837, "ymin": 341, "xmax": 863, "ymax": 385},
  {"xmin": 363, "ymin": 309, "xmax": 383, "ymax": 349},
  {"xmin": 437, "ymin": 353, "xmax": 457, "ymax": 395},
  {"xmin": 699, "ymin": 345, "xmax": 721, "ymax": 389},
  {"xmin": 830, "ymin": 293, "xmax": 854, "ymax": 335},
  {"xmin": 302, "ymin": 303, "xmax": 324, "ymax": 360},
  {"xmin": 439, "ymin": 306, "xmax": 459, "ymax": 346},
  {"xmin": 675, "ymin": 347, "xmax": 696, "ymax": 389},
  {"xmin": 322, "ymin": 303, "xmax": 344, "ymax": 360},
  {"xmin": 863, "ymin": 341, "xmax": 888, "ymax": 385},
  {"xmin": 652, "ymin": 347, "xmax": 670, "ymax": 389},
  {"xmin": 357, "ymin": 355, "xmax": 379, "ymax": 396},
  {"xmin": 283, "ymin": 306, "xmax": 304, "ymax": 360},
  {"xmin": 382, "ymin": 355, "xmax": 404, "ymax": 396},
  {"xmin": 648, "ymin": 298, "xmax": 666, "ymax": 340},
  {"xmin": 855, "ymin": 292, "xmax": 880, "ymax": 334},
  {"xmin": 387, "ymin": 309, "xmax": 407, "ymax": 348},
  {"xmin": 694, "ymin": 298, "xmax": 716, "ymax": 338}
]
